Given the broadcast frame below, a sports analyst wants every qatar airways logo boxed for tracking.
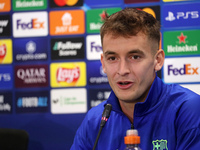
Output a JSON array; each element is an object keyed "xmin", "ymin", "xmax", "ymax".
[
  {"xmin": 13, "ymin": 11, "xmax": 48, "ymax": 37},
  {"xmin": 15, "ymin": 65, "xmax": 48, "ymax": 87},
  {"xmin": 17, "ymin": 68, "xmax": 46, "ymax": 81},
  {"xmin": 56, "ymin": 67, "xmax": 80, "ymax": 83},
  {"xmin": 164, "ymin": 57, "xmax": 200, "ymax": 83}
]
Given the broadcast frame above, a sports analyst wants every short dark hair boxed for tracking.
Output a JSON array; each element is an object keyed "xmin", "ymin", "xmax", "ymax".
[{"xmin": 100, "ymin": 8, "xmax": 161, "ymax": 48}]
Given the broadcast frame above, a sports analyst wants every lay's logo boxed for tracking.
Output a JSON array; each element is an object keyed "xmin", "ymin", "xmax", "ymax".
[
  {"xmin": 164, "ymin": 57, "xmax": 200, "ymax": 83},
  {"xmin": 13, "ymin": 11, "xmax": 48, "ymax": 37},
  {"xmin": 0, "ymin": 44, "xmax": 6, "ymax": 63},
  {"xmin": 50, "ymin": 62, "xmax": 86, "ymax": 87},
  {"xmin": 0, "ymin": 39, "xmax": 12, "ymax": 64},
  {"xmin": 56, "ymin": 67, "xmax": 80, "ymax": 83}
]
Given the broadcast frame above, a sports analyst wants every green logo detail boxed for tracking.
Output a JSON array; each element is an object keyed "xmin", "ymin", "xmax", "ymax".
[
  {"xmin": 86, "ymin": 7, "xmax": 121, "ymax": 33},
  {"xmin": 152, "ymin": 139, "xmax": 168, "ymax": 150},
  {"xmin": 13, "ymin": 0, "xmax": 47, "ymax": 11},
  {"xmin": 163, "ymin": 30, "xmax": 200, "ymax": 56}
]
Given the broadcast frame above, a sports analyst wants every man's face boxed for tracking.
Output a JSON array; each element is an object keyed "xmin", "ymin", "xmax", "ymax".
[{"xmin": 101, "ymin": 32, "xmax": 158, "ymax": 103}]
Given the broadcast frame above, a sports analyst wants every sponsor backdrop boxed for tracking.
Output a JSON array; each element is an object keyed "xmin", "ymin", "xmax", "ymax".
[{"xmin": 0, "ymin": 0, "xmax": 200, "ymax": 149}]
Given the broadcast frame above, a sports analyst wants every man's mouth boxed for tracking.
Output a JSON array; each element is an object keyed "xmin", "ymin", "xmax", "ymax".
[
  {"xmin": 117, "ymin": 81, "xmax": 134, "ymax": 89},
  {"xmin": 118, "ymin": 81, "xmax": 131, "ymax": 85}
]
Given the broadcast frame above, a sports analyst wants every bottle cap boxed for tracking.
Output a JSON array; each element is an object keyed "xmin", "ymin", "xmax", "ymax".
[
  {"xmin": 124, "ymin": 129, "xmax": 140, "ymax": 144},
  {"xmin": 126, "ymin": 129, "xmax": 138, "ymax": 136},
  {"xmin": 124, "ymin": 135, "xmax": 140, "ymax": 144}
]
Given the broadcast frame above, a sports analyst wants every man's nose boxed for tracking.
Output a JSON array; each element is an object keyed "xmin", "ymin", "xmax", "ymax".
[{"xmin": 117, "ymin": 59, "xmax": 130, "ymax": 76}]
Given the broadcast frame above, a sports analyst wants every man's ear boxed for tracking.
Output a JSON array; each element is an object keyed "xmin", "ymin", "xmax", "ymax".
[
  {"xmin": 100, "ymin": 53, "xmax": 106, "ymax": 74},
  {"xmin": 154, "ymin": 49, "xmax": 165, "ymax": 72}
]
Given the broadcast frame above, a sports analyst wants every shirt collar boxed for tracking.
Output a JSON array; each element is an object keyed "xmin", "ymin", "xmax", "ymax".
[
  {"xmin": 134, "ymin": 75, "xmax": 166, "ymax": 116},
  {"xmin": 106, "ymin": 75, "xmax": 166, "ymax": 115}
]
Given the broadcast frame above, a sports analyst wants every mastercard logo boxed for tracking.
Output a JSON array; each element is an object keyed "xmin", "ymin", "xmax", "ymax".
[
  {"xmin": 142, "ymin": 8, "xmax": 156, "ymax": 19},
  {"xmin": 54, "ymin": 0, "xmax": 78, "ymax": 6}
]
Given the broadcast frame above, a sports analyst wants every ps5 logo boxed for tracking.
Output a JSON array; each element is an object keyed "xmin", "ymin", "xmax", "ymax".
[{"xmin": 165, "ymin": 11, "xmax": 199, "ymax": 21}]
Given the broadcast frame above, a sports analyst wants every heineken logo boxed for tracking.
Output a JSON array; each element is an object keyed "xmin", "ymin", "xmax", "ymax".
[
  {"xmin": 152, "ymin": 139, "xmax": 168, "ymax": 150},
  {"xmin": 167, "ymin": 32, "xmax": 198, "ymax": 53},
  {"xmin": 13, "ymin": 0, "xmax": 47, "ymax": 11},
  {"xmin": 100, "ymin": 10, "xmax": 108, "ymax": 21},
  {"xmin": 167, "ymin": 45, "xmax": 198, "ymax": 53},
  {"xmin": 86, "ymin": 7, "xmax": 121, "ymax": 33},
  {"xmin": 177, "ymin": 33, "xmax": 187, "ymax": 44},
  {"xmin": 15, "ymin": 0, "xmax": 44, "ymax": 8},
  {"xmin": 164, "ymin": 30, "xmax": 200, "ymax": 56}
]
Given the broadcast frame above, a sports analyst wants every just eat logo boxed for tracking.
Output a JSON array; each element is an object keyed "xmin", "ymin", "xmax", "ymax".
[{"xmin": 168, "ymin": 64, "xmax": 199, "ymax": 76}]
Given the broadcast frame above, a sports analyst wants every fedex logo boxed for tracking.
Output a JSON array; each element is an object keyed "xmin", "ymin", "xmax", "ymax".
[
  {"xmin": 168, "ymin": 64, "xmax": 199, "ymax": 76},
  {"xmin": 91, "ymin": 42, "xmax": 102, "ymax": 52},
  {"xmin": 13, "ymin": 11, "xmax": 48, "ymax": 37},
  {"xmin": 86, "ymin": 35, "xmax": 102, "ymax": 60},
  {"xmin": 17, "ymin": 19, "xmax": 44, "ymax": 30},
  {"xmin": 164, "ymin": 57, "xmax": 200, "ymax": 83}
]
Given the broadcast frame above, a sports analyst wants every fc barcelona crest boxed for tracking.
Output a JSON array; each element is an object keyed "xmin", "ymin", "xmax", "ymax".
[{"xmin": 152, "ymin": 139, "xmax": 168, "ymax": 150}]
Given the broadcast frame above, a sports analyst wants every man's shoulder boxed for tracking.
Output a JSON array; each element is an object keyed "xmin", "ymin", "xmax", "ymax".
[
  {"xmin": 167, "ymin": 83, "xmax": 200, "ymax": 116},
  {"xmin": 167, "ymin": 83, "xmax": 200, "ymax": 103},
  {"xmin": 86, "ymin": 101, "xmax": 107, "ymax": 120}
]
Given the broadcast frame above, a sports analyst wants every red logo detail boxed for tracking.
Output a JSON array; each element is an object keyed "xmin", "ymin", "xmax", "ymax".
[
  {"xmin": 0, "ymin": 44, "xmax": 7, "ymax": 63},
  {"xmin": 101, "ymin": 117, "xmax": 108, "ymax": 121},
  {"xmin": 53, "ymin": 0, "xmax": 78, "ymax": 6},
  {"xmin": 177, "ymin": 33, "xmax": 187, "ymax": 44},
  {"xmin": 56, "ymin": 67, "xmax": 80, "ymax": 83},
  {"xmin": 100, "ymin": 11, "xmax": 108, "ymax": 21}
]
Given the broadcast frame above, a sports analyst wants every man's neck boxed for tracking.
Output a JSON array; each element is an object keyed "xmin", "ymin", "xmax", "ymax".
[{"xmin": 119, "ymin": 101, "xmax": 136, "ymax": 124}]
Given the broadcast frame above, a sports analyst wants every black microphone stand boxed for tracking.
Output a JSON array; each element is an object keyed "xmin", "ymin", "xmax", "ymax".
[{"xmin": 92, "ymin": 104, "xmax": 112, "ymax": 150}]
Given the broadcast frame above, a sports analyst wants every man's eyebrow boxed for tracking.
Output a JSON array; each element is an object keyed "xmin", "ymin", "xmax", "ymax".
[
  {"xmin": 104, "ymin": 49, "xmax": 144, "ymax": 56},
  {"xmin": 104, "ymin": 51, "xmax": 116, "ymax": 56},
  {"xmin": 128, "ymin": 49, "xmax": 144, "ymax": 55}
]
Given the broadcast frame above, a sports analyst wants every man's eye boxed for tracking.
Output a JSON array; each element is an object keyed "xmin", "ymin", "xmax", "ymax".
[
  {"xmin": 132, "ymin": 55, "xmax": 140, "ymax": 59},
  {"xmin": 108, "ymin": 57, "xmax": 116, "ymax": 61}
]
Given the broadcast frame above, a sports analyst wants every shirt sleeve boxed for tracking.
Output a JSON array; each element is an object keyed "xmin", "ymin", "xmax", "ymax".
[
  {"xmin": 70, "ymin": 106, "xmax": 103, "ymax": 150},
  {"xmin": 177, "ymin": 127, "xmax": 200, "ymax": 149},
  {"xmin": 70, "ymin": 114, "xmax": 93, "ymax": 150},
  {"xmin": 176, "ymin": 94, "xmax": 200, "ymax": 149}
]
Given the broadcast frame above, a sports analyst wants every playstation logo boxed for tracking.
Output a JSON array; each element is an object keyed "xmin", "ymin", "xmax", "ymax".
[{"xmin": 165, "ymin": 11, "xmax": 176, "ymax": 21}]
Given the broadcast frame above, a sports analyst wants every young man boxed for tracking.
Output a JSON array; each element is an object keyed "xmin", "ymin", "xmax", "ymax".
[{"xmin": 70, "ymin": 8, "xmax": 200, "ymax": 150}]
